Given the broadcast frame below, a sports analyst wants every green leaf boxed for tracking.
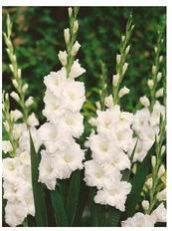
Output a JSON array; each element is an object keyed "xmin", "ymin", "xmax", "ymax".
[
  {"xmin": 50, "ymin": 186, "xmax": 68, "ymax": 226},
  {"xmin": 66, "ymin": 170, "xmax": 81, "ymax": 225},
  {"xmin": 106, "ymin": 207, "xmax": 121, "ymax": 227},
  {"xmin": 123, "ymin": 150, "xmax": 152, "ymax": 219},
  {"xmin": 30, "ymin": 133, "xmax": 48, "ymax": 226}
]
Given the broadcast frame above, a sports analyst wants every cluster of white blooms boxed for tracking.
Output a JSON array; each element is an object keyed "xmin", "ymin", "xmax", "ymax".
[
  {"xmin": 2, "ymin": 119, "xmax": 40, "ymax": 227},
  {"xmin": 122, "ymin": 202, "xmax": 166, "ymax": 227},
  {"xmin": 38, "ymin": 9, "xmax": 86, "ymax": 190},
  {"xmin": 84, "ymin": 100, "xmax": 134, "ymax": 211},
  {"xmin": 132, "ymin": 100, "xmax": 165, "ymax": 162}
]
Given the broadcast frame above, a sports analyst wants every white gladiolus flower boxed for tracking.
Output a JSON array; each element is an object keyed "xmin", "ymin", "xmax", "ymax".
[
  {"xmin": 10, "ymin": 91, "xmax": 19, "ymax": 102},
  {"xmin": 69, "ymin": 59, "xmax": 86, "ymax": 79},
  {"xmin": 25, "ymin": 96, "xmax": 34, "ymax": 107},
  {"xmin": 84, "ymin": 160, "xmax": 122, "ymax": 189},
  {"xmin": 157, "ymin": 189, "xmax": 166, "ymax": 201},
  {"xmin": 121, "ymin": 212, "xmax": 155, "ymax": 227},
  {"xmin": 94, "ymin": 181, "xmax": 131, "ymax": 211},
  {"xmin": 71, "ymin": 41, "xmax": 81, "ymax": 56},
  {"xmin": 58, "ymin": 50, "xmax": 68, "ymax": 66},
  {"xmin": 151, "ymin": 203, "xmax": 166, "ymax": 223},
  {"xmin": 118, "ymin": 86, "xmax": 130, "ymax": 98},
  {"xmin": 2, "ymin": 141, "xmax": 13, "ymax": 154},
  {"xmin": 140, "ymin": 96, "xmax": 150, "ymax": 107}
]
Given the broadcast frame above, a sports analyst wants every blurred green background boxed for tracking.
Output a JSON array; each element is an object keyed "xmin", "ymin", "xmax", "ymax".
[{"xmin": 2, "ymin": 7, "xmax": 166, "ymax": 121}]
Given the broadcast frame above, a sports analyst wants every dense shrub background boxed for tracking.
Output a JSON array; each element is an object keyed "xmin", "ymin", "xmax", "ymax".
[{"xmin": 2, "ymin": 7, "xmax": 166, "ymax": 122}]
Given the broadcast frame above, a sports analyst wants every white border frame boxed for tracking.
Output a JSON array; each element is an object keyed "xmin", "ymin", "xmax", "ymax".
[{"xmin": 1, "ymin": 1, "xmax": 171, "ymax": 231}]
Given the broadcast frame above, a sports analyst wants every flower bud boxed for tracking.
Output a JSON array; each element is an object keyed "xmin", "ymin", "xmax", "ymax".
[
  {"xmin": 142, "ymin": 200, "xmax": 149, "ymax": 210},
  {"xmin": 10, "ymin": 109, "xmax": 23, "ymax": 121},
  {"xmin": 105, "ymin": 95, "xmax": 114, "ymax": 108},
  {"xmin": 73, "ymin": 20, "xmax": 79, "ymax": 34},
  {"xmin": 140, "ymin": 96, "xmax": 150, "ymax": 107},
  {"xmin": 12, "ymin": 54, "xmax": 16, "ymax": 63},
  {"xmin": 156, "ymin": 88, "xmax": 164, "ymax": 98},
  {"xmin": 125, "ymin": 45, "xmax": 130, "ymax": 55},
  {"xmin": 145, "ymin": 177, "xmax": 153, "ymax": 189},
  {"xmin": 147, "ymin": 79, "xmax": 154, "ymax": 89},
  {"xmin": 154, "ymin": 46, "xmax": 158, "ymax": 53},
  {"xmin": 116, "ymin": 54, "xmax": 121, "ymax": 64},
  {"xmin": 118, "ymin": 86, "xmax": 130, "ymax": 98},
  {"xmin": 2, "ymin": 140, "xmax": 13, "ymax": 154},
  {"xmin": 58, "ymin": 51, "xmax": 68, "ymax": 66},
  {"xmin": 12, "ymin": 79, "xmax": 18, "ymax": 88},
  {"xmin": 161, "ymin": 145, "xmax": 166, "ymax": 156},
  {"xmin": 151, "ymin": 155, "xmax": 156, "ymax": 168},
  {"xmin": 112, "ymin": 74, "xmax": 120, "ymax": 87},
  {"xmin": 25, "ymin": 96, "xmax": 34, "ymax": 107},
  {"xmin": 159, "ymin": 56, "xmax": 163, "ymax": 63},
  {"xmin": 68, "ymin": 7, "xmax": 72, "ymax": 17},
  {"xmin": 158, "ymin": 165, "xmax": 165, "ymax": 178},
  {"xmin": 3, "ymin": 121, "xmax": 10, "ymax": 132},
  {"xmin": 10, "ymin": 91, "xmax": 19, "ymax": 102},
  {"xmin": 121, "ymin": 35, "xmax": 125, "ymax": 42},
  {"xmin": 157, "ymin": 189, "xmax": 166, "ymax": 201},
  {"xmin": 157, "ymin": 72, "xmax": 162, "ymax": 82},
  {"xmin": 152, "ymin": 65, "xmax": 157, "ymax": 74},
  {"xmin": 96, "ymin": 101, "xmax": 101, "ymax": 110},
  {"xmin": 22, "ymin": 83, "xmax": 28, "ymax": 93},
  {"xmin": 27, "ymin": 113, "xmax": 39, "ymax": 127},
  {"xmin": 71, "ymin": 41, "xmax": 81, "ymax": 56},
  {"xmin": 122, "ymin": 63, "xmax": 128, "ymax": 75},
  {"xmin": 64, "ymin": 28, "xmax": 70, "ymax": 44},
  {"xmin": 18, "ymin": 68, "xmax": 21, "ymax": 78},
  {"xmin": 9, "ymin": 64, "xmax": 14, "ymax": 72}
]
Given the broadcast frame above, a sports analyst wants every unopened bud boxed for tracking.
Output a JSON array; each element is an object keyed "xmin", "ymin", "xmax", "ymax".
[
  {"xmin": 156, "ymin": 88, "xmax": 164, "ymax": 98},
  {"xmin": 9, "ymin": 64, "xmax": 14, "ymax": 72},
  {"xmin": 116, "ymin": 54, "xmax": 121, "ymax": 64},
  {"xmin": 161, "ymin": 145, "xmax": 166, "ymax": 156},
  {"xmin": 122, "ymin": 35, "xmax": 125, "ymax": 42},
  {"xmin": 159, "ymin": 56, "xmax": 163, "ymax": 63},
  {"xmin": 18, "ymin": 69, "xmax": 21, "ymax": 78},
  {"xmin": 64, "ymin": 28, "xmax": 70, "ymax": 44},
  {"xmin": 10, "ymin": 91, "xmax": 19, "ymax": 102},
  {"xmin": 12, "ymin": 79, "xmax": 18, "ymax": 88},
  {"xmin": 3, "ymin": 121, "xmax": 10, "ymax": 132},
  {"xmin": 71, "ymin": 41, "xmax": 81, "ymax": 56},
  {"xmin": 118, "ymin": 86, "xmax": 130, "ymax": 98},
  {"xmin": 147, "ymin": 79, "xmax": 154, "ymax": 89},
  {"xmin": 140, "ymin": 96, "xmax": 150, "ymax": 108},
  {"xmin": 145, "ymin": 177, "xmax": 153, "ymax": 189},
  {"xmin": 73, "ymin": 20, "xmax": 79, "ymax": 34},
  {"xmin": 113, "ymin": 74, "xmax": 120, "ymax": 87},
  {"xmin": 68, "ymin": 7, "xmax": 73, "ymax": 17},
  {"xmin": 157, "ymin": 72, "xmax": 162, "ymax": 82},
  {"xmin": 25, "ymin": 96, "xmax": 34, "ymax": 107},
  {"xmin": 142, "ymin": 200, "xmax": 149, "ymax": 210},
  {"xmin": 158, "ymin": 165, "xmax": 165, "ymax": 178},
  {"xmin": 151, "ymin": 155, "xmax": 156, "ymax": 168},
  {"xmin": 22, "ymin": 83, "xmax": 28, "ymax": 93},
  {"xmin": 58, "ymin": 51, "xmax": 68, "ymax": 66},
  {"xmin": 122, "ymin": 62, "xmax": 128, "ymax": 75},
  {"xmin": 152, "ymin": 65, "xmax": 157, "ymax": 74},
  {"xmin": 125, "ymin": 45, "xmax": 130, "ymax": 55},
  {"xmin": 154, "ymin": 46, "xmax": 158, "ymax": 53}
]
